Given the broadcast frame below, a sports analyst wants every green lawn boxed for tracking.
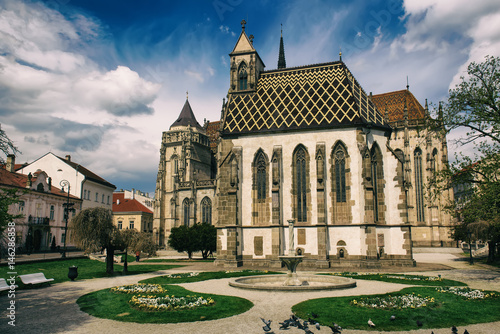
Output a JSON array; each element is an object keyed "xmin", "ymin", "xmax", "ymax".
[
  {"xmin": 0, "ymin": 258, "xmax": 183, "ymax": 290},
  {"xmin": 325, "ymin": 272, "xmax": 467, "ymax": 286},
  {"xmin": 77, "ymin": 282, "xmax": 253, "ymax": 323},
  {"xmin": 293, "ymin": 286, "xmax": 500, "ymax": 331}
]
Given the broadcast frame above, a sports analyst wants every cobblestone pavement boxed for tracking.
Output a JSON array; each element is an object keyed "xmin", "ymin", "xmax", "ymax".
[{"xmin": 1, "ymin": 251, "xmax": 499, "ymax": 334}]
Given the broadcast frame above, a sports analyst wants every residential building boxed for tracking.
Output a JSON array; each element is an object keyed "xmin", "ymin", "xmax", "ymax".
[
  {"xmin": 1, "ymin": 155, "xmax": 82, "ymax": 252},
  {"xmin": 17, "ymin": 152, "xmax": 116, "ymax": 210},
  {"xmin": 113, "ymin": 192, "xmax": 153, "ymax": 236}
]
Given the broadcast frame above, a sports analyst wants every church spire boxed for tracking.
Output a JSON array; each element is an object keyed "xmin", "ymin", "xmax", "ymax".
[{"xmin": 278, "ymin": 24, "xmax": 286, "ymax": 69}]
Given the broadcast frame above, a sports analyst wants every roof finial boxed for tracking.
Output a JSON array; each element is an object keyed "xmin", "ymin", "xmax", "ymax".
[
  {"xmin": 406, "ymin": 76, "xmax": 409, "ymax": 90},
  {"xmin": 186, "ymin": 91, "xmax": 189, "ymax": 100},
  {"xmin": 241, "ymin": 19, "xmax": 246, "ymax": 31},
  {"xmin": 339, "ymin": 47, "xmax": 342, "ymax": 61}
]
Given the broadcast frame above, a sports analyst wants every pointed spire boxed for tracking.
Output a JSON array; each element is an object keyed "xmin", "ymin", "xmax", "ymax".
[
  {"xmin": 406, "ymin": 76, "xmax": 409, "ymax": 90},
  {"xmin": 170, "ymin": 98, "xmax": 202, "ymax": 130},
  {"xmin": 278, "ymin": 24, "xmax": 286, "ymax": 69},
  {"xmin": 339, "ymin": 47, "xmax": 342, "ymax": 62},
  {"xmin": 424, "ymin": 98, "xmax": 429, "ymax": 117}
]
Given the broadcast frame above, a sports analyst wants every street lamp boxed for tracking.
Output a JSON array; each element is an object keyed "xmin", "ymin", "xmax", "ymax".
[{"xmin": 60, "ymin": 180, "xmax": 74, "ymax": 258}]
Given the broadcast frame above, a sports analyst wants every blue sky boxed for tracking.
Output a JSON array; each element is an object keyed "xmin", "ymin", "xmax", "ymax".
[{"xmin": 1, "ymin": 0, "xmax": 500, "ymax": 196}]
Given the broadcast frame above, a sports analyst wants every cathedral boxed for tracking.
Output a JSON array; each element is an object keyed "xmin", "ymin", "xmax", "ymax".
[{"xmin": 153, "ymin": 21, "xmax": 455, "ymax": 268}]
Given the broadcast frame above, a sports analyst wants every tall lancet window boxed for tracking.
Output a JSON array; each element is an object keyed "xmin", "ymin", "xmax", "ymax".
[
  {"xmin": 295, "ymin": 146, "xmax": 308, "ymax": 222},
  {"xmin": 201, "ymin": 197, "xmax": 212, "ymax": 224},
  {"xmin": 334, "ymin": 147, "xmax": 346, "ymax": 202},
  {"xmin": 370, "ymin": 144, "xmax": 384, "ymax": 222},
  {"xmin": 256, "ymin": 152, "xmax": 267, "ymax": 201},
  {"xmin": 238, "ymin": 62, "xmax": 248, "ymax": 90},
  {"xmin": 414, "ymin": 148, "xmax": 425, "ymax": 222},
  {"xmin": 183, "ymin": 198, "xmax": 190, "ymax": 226}
]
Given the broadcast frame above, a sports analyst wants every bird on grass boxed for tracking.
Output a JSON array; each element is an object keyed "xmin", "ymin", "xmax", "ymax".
[
  {"xmin": 390, "ymin": 315, "xmax": 396, "ymax": 321},
  {"xmin": 315, "ymin": 322, "xmax": 321, "ymax": 330},
  {"xmin": 452, "ymin": 325, "xmax": 458, "ymax": 334},
  {"xmin": 368, "ymin": 319, "xmax": 376, "ymax": 327},
  {"xmin": 311, "ymin": 312, "xmax": 319, "ymax": 318}
]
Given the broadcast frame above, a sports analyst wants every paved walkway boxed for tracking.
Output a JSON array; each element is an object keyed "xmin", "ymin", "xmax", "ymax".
[{"xmin": 1, "ymin": 251, "xmax": 499, "ymax": 334}]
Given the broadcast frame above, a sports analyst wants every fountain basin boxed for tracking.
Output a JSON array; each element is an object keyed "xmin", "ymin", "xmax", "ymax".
[{"xmin": 229, "ymin": 274, "xmax": 356, "ymax": 291}]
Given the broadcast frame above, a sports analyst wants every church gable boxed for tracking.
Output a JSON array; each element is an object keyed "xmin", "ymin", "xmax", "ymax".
[
  {"xmin": 372, "ymin": 89, "xmax": 426, "ymax": 122},
  {"xmin": 222, "ymin": 62, "xmax": 385, "ymax": 135}
]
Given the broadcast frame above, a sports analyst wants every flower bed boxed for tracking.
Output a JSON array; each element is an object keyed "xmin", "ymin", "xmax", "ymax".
[
  {"xmin": 163, "ymin": 272, "xmax": 200, "ymax": 279},
  {"xmin": 436, "ymin": 287, "xmax": 498, "ymax": 300},
  {"xmin": 333, "ymin": 272, "xmax": 443, "ymax": 282},
  {"xmin": 111, "ymin": 283, "xmax": 165, "ymax": 294},
  {"xmin": 352, "ymin": 293, "xmax": 435, "ymax": 309},
  {"xmin": 130, "ymin": 294, "xmax": 215, "ymax": 311}
]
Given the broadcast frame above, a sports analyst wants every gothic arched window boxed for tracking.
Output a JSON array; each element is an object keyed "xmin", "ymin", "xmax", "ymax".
[
  {"xmin": 371, "ymin": 144, "xmax": 384, "ymax": 222},
  {"xmin": 201, "ymin": 197, "xmax": 212, "ymax": 224},
  {"xmin": 183, "ymin": 198, "xmax": 190, "ymax": 226},
  {"xmin": 238, "ymin": 62, "xmax": 248, "ymax": 90},
  {"xmin": 414, "ymin": 148, "xmax": 425, "ymax": 222},
  {"xmin": 256, "ymin": 152, "xmax": 266, "ymax": 201},
  {"xmin": 334, "ymin": 146, "xmax": 346, "ymax": 202},
  {"xmin": 294, "ymin": 146, "xmax": 308, "ymax": 222}
]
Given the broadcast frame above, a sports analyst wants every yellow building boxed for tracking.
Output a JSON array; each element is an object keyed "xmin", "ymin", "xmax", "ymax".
[{"xmin": 113, "ymin": 192, "xmax": 153, "ymax": 233}]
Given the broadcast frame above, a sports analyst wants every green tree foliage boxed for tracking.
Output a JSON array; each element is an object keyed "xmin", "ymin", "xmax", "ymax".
[
  {"xmin": 70, "ymin": 207, "xmax": 117, "ymax": 274},
  {"xmin": 0, "ymin": 188, "xmax": 24, "ymax": 260},
  {"xmin": 168, "ymin": 223, "xmax": 216, "ymax": 259},
  {"xmin": 431, "ymin": 56, "xmax": 500, "ymax": 262}
]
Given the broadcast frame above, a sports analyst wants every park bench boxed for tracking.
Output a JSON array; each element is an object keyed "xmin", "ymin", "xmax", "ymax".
[
  {"xmin": 0, "ymin": 278, "xmax": 17, "ymax": 292},
  {"xmin": 19, "ymin": 273, "xmax": 54, "ymax": 286}
]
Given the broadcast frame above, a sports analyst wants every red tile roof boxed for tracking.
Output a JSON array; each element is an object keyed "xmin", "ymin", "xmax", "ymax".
[
  {"xmin": 112, "ymin": 193, "xmax": 152, "ymax": 214},
  {"xmin": 372, "ymin": 89, "xmax": 426, "ymax": 122},
  {"xmin": 0, "ymin": 168, "xmax": 80, "ymax": 200}
]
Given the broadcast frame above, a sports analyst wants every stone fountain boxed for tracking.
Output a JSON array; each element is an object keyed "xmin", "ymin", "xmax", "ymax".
[
  {"xmin": 279, "ymin": 220, "xmax": 304, "ymax": 286},
  {"xmin": 228, "ymin": 219, "xmax": 356, "ymax": 291}
]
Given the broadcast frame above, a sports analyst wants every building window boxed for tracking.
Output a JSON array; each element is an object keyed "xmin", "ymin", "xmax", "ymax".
[
  {"xmin": 129, "ymin": 221, "xmax": 134, "ymax": 230},
  {"xmin": 50, "ymin": 205, "xmax": 54, "ymax": 220},
  {"xmin": 334, "ymin": 147, "xmax": 346, "ymax": 202},
  {"xmin": 83, "ymin": 190, "xmax": 87, "ymax": 200},
  {"xmin": 201, "ymin": 197, "xmax": 212, "ymax": 224},
  {"xmin": 238, "ymin": 62, "xmax": 248, "ymax": 90},
  {"xmin": 431, "ymin": 148, "xmax": 438, "ymax": 173},
  {"xmin": 415, "ymin": 148, "xmax": 425, "ymax": 222},
  {"xmin": 183, "ymin": 198, "xmax": 190, "ymax": 226},
  {"xmin": 95, "ymin": 192, "xmax": 98, "ymax": 202},
  {"xmin": 18, "ymin": 201, "xmax": 24, "ymax": 213},
  {"xmin": 256, "ymin": 152, "xmax": 267, "ymax": 201},
  {"xmin": 294, "ymin": 146, "xmax": 308, "ymax": 222},
  {"xmin": 107, "ymin": 196, "xmax": 110, "ymax": 205},
  {"xmin": 102, "ymin": 194, "xmax": 104, "ymax": 203},
  {"xmin": 118, "ymin": 221, "xmax": 122, "ymax": 229},
  {"xmin": 371, "ymin": 144, "xmax": 384, "ymax": 222}
]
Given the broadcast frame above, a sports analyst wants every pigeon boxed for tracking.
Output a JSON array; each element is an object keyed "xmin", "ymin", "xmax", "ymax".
[
  {"xmin": 329, "ymin": 323, "xmax": 342, "ymax": 333},
  {"xmin": 311, "ymin": 312, "xmax": 319, "ymax": 318},
  {"xmin": 304, "ymin": 329, "xmax": 314, "ymax": 334},
  {"xmin": 390, "ymin": 315, "xmax": 396, "ymax": 321},
  {"xmin": 261, "ymin": 318, "xmax": 272, "ymax": 327},
  {"xmin": 315, "ymin": 322, "xmax": 321, "ymax": 330},
  {"xmin": 279, "ymin": 321, "xmax": 290, "ymax": 330},
  {"xmin": 452, "ymin": 325, "xmax": 458, "ymax": 334},
  {"xmin": 463, "ymin": 331, "xmax": 469, "ymax": 334},
  {"xmin": 416, "ymin": 320, "xmax": 423, "ymax": 327},
  {"xmin": 368, "ymin": 319, "xmax": 376, "ymax": 327},
  {"xmin": 262, "ymin": 324, "xmax": 272, "ymax": 333}
]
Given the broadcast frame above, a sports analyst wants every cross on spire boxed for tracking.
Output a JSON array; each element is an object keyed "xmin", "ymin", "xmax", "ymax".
[{"xmin": 241, "ymin": 19, "xmax": 246, "ymax": 31}]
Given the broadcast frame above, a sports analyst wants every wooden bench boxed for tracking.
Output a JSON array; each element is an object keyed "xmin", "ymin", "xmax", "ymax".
[
  {"xmin": 19, "ymin": 273, "xmax": 54, "ymax": 286},
  {"xmin": 0, "ymin": 278, "xmax": 17, "ymax": 292}
]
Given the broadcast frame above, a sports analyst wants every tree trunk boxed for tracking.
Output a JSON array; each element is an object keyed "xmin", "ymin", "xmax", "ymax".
[
  {"xmin": 106, "ymin": 244, "xmax": 115, "ymax": 274},
  {"xmin": 187, "ymin": 251, "xmax": 192, "ymax": 259}
]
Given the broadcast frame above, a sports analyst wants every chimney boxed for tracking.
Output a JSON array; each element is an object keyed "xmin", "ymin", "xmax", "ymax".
[
  {"xmin": 48, "ymin": 177, "xmax": 52, "ymax": 191},
  {"xmin": 132, "ymin": 188, "xmax": 135, "ymax": 199},
  {"xmin": 6, "ymin": 154, "xmax": 15, "ymax": 172},
  {"xmin": 65, "ymin": 155, "xmax": 71, "ymax": 161}
]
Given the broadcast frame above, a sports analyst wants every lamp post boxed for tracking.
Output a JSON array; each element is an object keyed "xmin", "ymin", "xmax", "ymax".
[{"xmin": 60, "ymin": 180, "xmax": 73, "ymax": 258}]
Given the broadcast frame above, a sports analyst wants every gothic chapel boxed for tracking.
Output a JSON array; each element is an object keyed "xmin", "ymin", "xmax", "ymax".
[{"xmin": 153, "ymin": 21, "xmax": 454, "ymax": 268}]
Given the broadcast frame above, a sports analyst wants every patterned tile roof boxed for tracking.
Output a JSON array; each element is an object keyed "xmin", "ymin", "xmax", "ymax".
[
  {"xmin": 222, "ymin": 61, "xmax": 384, "ymax": 135},
  {"xmin": 372, "ymin": 89, "xmax": 426, "ymax": 122},
  {"xmin": 170, "ymin": 99, "xmax": 203, "ymax": 130}
]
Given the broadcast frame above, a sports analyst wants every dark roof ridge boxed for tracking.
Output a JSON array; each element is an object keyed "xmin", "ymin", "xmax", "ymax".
[{"xmin": 263, "ymin": 60, "xmax": 343, "ymax": 74}]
